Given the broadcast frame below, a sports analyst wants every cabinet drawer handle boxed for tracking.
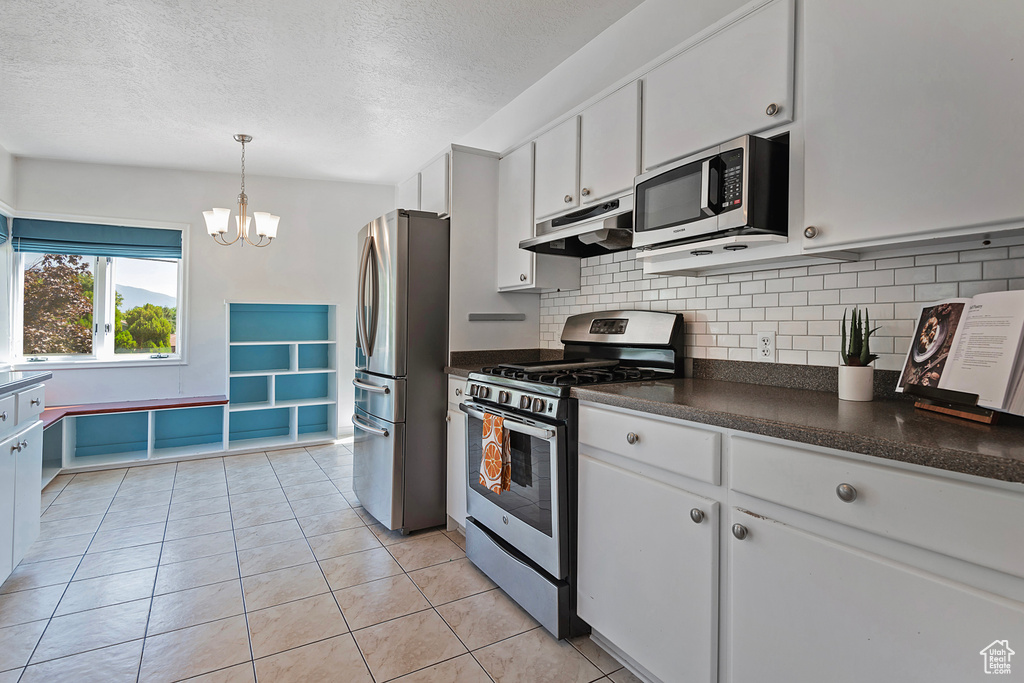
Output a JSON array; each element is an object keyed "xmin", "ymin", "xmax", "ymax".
[
  {"xmin": 765, "ymin": 102, "xmax": 780, "ymax": 116},
  {"xmin": 563, "ymin": 194, "xmax": 573, "ymax": 203},
  {"xmin": 804, "ymin": 226, "xmax": 818, "ymax": 239},
  {"xmin": 626, "ymin": 432, "xmax": 639, "ymax": 445},
  {"xmin": 30, "ymin": 398, "xmax": 40, "ymax": 406},
  {"xmin": 690, "ymin": 508, "xmax": 705, "ymax": 524},
  {"xmin": 581, "ymin": 188, "xmax": 591, "ymax": 197},
  {"xmin": 836, "ymin": 483, "xmax": 858, "ymax": 503},
  {"xmin": 732, "ymin": 523, "xmax": 749, "ymax": 540}
]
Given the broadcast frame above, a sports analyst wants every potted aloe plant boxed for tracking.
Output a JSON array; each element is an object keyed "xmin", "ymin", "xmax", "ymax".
[{"xmin": 839, "ymin": 307, "xmax": 879, "ymax": 401}]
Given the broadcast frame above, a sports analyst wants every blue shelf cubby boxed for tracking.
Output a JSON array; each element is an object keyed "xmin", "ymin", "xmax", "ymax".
[
  {"xmin": 74, "ymin": 412, "xmax": 149, "ymax": 462},
  {"xmin": 275, "ymin": 373, "xmax": 330, "ymax": 402},
  {"xmin": 230, "ymin": 344, "xmax": 290, "ymax": 373},
  {"xmin": 297, "ymin": 343, "xmax": 332, "ymax": 370},
  {"xmin": 298, "ymin": 404, "xmax": 330, "ymax": 435},
  {"xmin": 229, "ymin": 408, "xmax": 290, "ymax": 443},
  {"xmin": 230, "ymin": 304, "xmax": 331, "ymax": 342},
  {"xmin": 153, "ymin": 406, "xmax": 225, "ymax": 452},
  {"xmin": 230, "ymin": 376, "xmax": 269, "ymax": 405}
]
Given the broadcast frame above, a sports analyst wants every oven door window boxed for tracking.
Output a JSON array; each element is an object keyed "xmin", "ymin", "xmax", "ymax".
[
  {"xmin": 467, "ymin": 414, "xmax": 554, "ymax": 537},
  {"xmin": 636, "ymin": 158, "xmax": 705, "ymax": 233}
]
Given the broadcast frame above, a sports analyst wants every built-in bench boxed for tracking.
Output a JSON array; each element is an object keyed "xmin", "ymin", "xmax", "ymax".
[{"xmin": 42, "ymin": 395, "xmax": 230, "ymax": 477}]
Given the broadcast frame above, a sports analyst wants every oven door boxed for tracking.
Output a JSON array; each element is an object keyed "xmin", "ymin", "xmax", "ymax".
[{"xmin": 460, "ymin": 401, "xmax": 568, "ymax": 580}]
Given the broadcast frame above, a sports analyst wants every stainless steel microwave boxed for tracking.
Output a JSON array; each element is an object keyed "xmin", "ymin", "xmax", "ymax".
[{"xmin": 632, "ymin": 134, "xmax": 788, "ymax": 250}]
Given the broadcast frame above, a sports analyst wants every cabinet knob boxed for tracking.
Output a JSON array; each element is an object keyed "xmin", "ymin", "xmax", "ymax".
[
  {"xmin": 30, "ymin": 398, "xmax": 40, "ymax": 406},
  {"xmin": 690, "ymin": 508, "xmax": 705, "ymax": 524},
  {"xmin": 10, "ymin": 443, "xmax": 21, "ymax": 453},
  {"xmin": 445, "ymin": 415, "xmax": 451, "ymax": 423},
  {"xmin": 581, "ymin": 188, "xmax": 591, "ymax": 197},
  {"xmin": 836, "ymin": 483, "xmax": 858, "ymax": 503},
  {"xmin": 19, "ymin": 440, "xmax": 27, "ymax": 449},
  {"xmin": 804, "ymin": 226, "xmax": 818, "ymax": 239},
  {"xmin": 765, "ymin": 102, "xmax": 781, "ymax": 116},
  {"xmin": 455, "ymin": 388, "xmax": 462, "ymax": 396},
  {"xmin": 520, "ymin": 273, "xmax": 527, "ymax": 282},
  {"xmin": 626, "ymin": 432, "xmax": 640, "ymax": 445},
  {"xmin": 732, "ymin": 523, "xmax": 749, "ymax": 540},
  {"xmin": 0, "ymin": 411, "xmax": 6, "ymax": 421},
  {"xmin": 564, "ymin": 194, "xmax": 573, "ymax": 203}
]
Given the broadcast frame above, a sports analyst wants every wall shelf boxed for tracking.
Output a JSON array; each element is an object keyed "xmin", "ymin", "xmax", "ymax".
[{"xmin": 225, "ymin": 303, "xmax": 339, "ymax": 450}]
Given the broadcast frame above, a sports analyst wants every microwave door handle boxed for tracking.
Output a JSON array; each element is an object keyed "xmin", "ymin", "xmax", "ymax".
[{"xmin": 699, "ymin": 158, "xmax": 716, "ymax": 217}]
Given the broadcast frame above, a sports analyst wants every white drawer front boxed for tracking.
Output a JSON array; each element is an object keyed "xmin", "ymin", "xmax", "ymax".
[
  {"xmin": 447, "ymin": 377, "xmax": 467, "ymax": 406},
  {"xmin": 16, "ymin": 385, "xmax": 45, "ymax": 425},
  {"xmin": 0, "ymin": 396, "xmax": 16, "ymax": 440},
  {"xmin": 730, "ymin": 435, "xmax": 1024, "ymax": 579},
  {"xmin": 579, "ymin": 403, "xmax": 721, "ymax": 485}
]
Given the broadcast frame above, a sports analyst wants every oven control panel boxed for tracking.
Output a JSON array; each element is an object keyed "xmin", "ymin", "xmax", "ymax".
[{"xmin": 466, "ymin": 382, "xmax": 564, "ymax": 420}]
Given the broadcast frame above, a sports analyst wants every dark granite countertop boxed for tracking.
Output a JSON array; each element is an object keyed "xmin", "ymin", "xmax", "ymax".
[
  {"xmin": 0, "ymin": 371, "xmax": 52, "ymax": 398},
  {"xmin": 572, "ymin": 379, "xmax": 1024, "ymax": 485}
]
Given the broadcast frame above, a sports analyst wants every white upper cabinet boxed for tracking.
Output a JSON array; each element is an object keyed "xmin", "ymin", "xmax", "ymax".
[
  {"xmin": 579, "ymin": 81, "xmax": 642, "ymax": 205},
  {"xmin": 643, "ymin": 0, "xmax": 795, "ymax": 171},
  {"xmin": 802, "ymin": 0, "xmax": 1024, "ymax": 251},
  {"xmin": 420, "ymin": 152, "xmax": 450, "ymax": 217},
  {"xmin": 496, "ymin": 143, "xmax": 537, "ymax": 290},
  {"xmin": 534, "ymin": 117, "xmax": 580, "ymax": 220},
  {"xmin": 396, "ymin": 174, "xmax": 420, "ymax": 211}
]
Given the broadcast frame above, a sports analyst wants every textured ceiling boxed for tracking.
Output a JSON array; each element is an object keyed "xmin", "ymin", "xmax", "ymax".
[{"xmin": 0, "ymin": 0, "xmax": 644, "ymax": 184}]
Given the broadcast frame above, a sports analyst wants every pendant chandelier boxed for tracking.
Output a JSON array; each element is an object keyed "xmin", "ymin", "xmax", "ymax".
[{"xmin": 204, "ymin": 134, "xmax": 279, "ymax": 247}]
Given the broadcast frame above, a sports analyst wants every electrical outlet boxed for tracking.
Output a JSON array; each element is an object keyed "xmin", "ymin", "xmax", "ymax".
[{"xmin": 757, "ymin": 332, "xmax": 775, "ymax": 362}]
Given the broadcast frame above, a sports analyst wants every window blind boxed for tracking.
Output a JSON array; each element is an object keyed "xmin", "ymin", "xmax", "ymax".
[
  {"xmin": 12, "ymin": 219, "xmax": 182, "ymax": 259},
  {"xmin": 0, "ymin": 214, "xmax": 8, "ymax": 246}
]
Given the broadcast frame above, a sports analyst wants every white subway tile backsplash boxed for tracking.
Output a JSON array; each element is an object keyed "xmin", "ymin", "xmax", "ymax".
[{"xmin": 540, "ymin": 246, "xmax": 1024, "ymax": 363}]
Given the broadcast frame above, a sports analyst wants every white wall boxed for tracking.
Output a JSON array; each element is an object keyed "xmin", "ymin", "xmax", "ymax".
[
  {"xmin": 0, "ymin": 144, "xmax": 15, "ymax": 209},
  {"xmin": 458, "ymin": 0, "xmax": 746, "ymax": 155},
  {"xmin": 14, "ymin": 158, "xmax": 394, "ymax": 420}
]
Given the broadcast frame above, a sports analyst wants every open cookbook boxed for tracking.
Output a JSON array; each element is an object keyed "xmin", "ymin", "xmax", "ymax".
[{"xmin": 897, "ymin": 291, "xmax": 1024, "ymax": 415}]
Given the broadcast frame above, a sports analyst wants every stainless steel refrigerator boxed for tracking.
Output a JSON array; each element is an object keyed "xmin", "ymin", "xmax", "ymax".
[{"xmin": 352, "ymin": 209, "xmax": 450, "ymax": 533}]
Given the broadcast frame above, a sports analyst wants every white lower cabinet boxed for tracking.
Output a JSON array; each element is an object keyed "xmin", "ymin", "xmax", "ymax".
[
  {"xmin": 446, "ymin": 377, "xmax": 468, "ymax": 529},
  {"xmin": 0, "ymin": 419, "xmax": 44, "ymax": 584},
  {"xmin": 577, "ymin": 453, "xmax": 719, "ymax": 683},
  {"xmin": 728, "ymin": 509, "xmax": 1024, "ymax": 682},
  {"xmin": 13, "ymin": 422, "xmax": 43, "ymax": 565},
  {"xmin": 577, "ymin": 401, "xmax": 1024, "ymax": 683}
]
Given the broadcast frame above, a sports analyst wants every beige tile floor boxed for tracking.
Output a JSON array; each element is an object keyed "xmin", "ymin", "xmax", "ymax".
[{"xmin": 0, "ymin": 442, "xmax": 643, "ymax": 683}]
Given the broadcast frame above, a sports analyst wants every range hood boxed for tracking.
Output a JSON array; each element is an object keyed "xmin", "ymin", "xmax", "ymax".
[{"xmin": 519, "ymin": 195, "xmax": 633, "ymax": 258}]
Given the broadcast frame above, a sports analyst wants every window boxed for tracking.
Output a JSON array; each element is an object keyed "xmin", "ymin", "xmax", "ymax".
[{"xmin": 13, "ymin": 219, "xmax": 183, "ymax": 364}]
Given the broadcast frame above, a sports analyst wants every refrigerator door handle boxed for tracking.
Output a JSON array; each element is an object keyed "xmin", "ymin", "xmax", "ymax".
[
  {"xmin": 366, "ymin": 235, "xmax": 379, "ymax": 357},
  {"xmin": 356, "ymin": 233, "xmax": 372, "ymax": 356},
  {"xmin": 352, "ymin": 378, "xmax": 390, "ymax": 394},
  {"xmin": 352, "ymin": 414, "xmax": 389, "ymax": 437}
]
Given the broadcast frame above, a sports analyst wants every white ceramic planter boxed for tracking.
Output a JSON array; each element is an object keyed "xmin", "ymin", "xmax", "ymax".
[{"xmin": 838, "ymin": 365, "xmax": 874, "ymax": 402}]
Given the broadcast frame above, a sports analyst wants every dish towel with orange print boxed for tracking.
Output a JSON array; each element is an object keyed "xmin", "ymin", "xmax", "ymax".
[{"xmin": 480, "ymin": 412, "xmax": 511, "ymax": 494}]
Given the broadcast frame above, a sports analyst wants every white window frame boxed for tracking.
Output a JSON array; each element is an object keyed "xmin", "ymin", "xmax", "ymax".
[{"xmin": 10, "ymin": 217, "xmax": 189, "ymax": 370}]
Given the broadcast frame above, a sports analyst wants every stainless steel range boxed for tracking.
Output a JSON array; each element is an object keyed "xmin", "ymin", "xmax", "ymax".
[{"xmin": 459, "ymin": 310, "xmax": 685, "ymax": 639}]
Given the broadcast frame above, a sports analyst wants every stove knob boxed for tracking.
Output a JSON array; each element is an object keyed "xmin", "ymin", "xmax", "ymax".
[
  {"xmin": 520, "ymin": 396, "xmax": 532, "ymax": 410},
  {"xmin": 498, "ymin": 391, "xmax": 511, "ymax": 404},
  {"xmin": 532, "ymin": 398, "xmax": 546, "ymax": 413},
  {"xmin": 469, "ymin": 384, "xmax": 479, "ymax": 397},
  {"xmin": 480, "ymin": 386, "xmax": 491, "ymax": 399}
]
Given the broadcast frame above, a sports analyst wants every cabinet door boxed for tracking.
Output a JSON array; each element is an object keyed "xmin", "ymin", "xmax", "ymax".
[
  {"xmin": 577, "ymin": 454, "xmax": 718, "ymax": 683},
  {"xmin": 643, "ymin": 0, "xmax": 794, "ymax": 171},
  {"xmin": 12, "ymin": 422, "xmax": 42, "ymax": 566},
  {"xmin": 420, "ymin": 153, "xmax": 450, "ymax": 217},
  {"xmin": 729, "ymin": 511, "xmax": 1024, "ymax": 682},
  {"xmin": 496, "ymin": 143, "xmax": 536, "ymax": 290},
  {"xmin": 0, "ymin": 431, "xmax": 18, "ymax": 582},
  {"xmin": 396, "ymin": 174, "xmax": 420, "ymax": 211},
  {"xmin": 534, "ymin": 117, "xmax": 580, "ymax": 220},
  {"xmin": 446, "ymin": 407, "xmax": 467, "ymax": 528},
  {"xmin": 579, "ymin": 81, "xmax": 641, "ymax": 205},
  {"xmin": 803, "ymin": 0, "xmax": 1024, "ymax": 250}
]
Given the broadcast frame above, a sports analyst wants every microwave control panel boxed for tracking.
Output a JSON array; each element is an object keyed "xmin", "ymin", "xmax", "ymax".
[{"xmin": 720, "ymin": 149, "xmax": 744, "ymax": 211}]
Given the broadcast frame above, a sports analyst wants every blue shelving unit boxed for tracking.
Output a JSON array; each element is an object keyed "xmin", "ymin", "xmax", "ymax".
[{"xmin": 226, "ymin": 302, "xmax": 338, "ymax": 449}]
